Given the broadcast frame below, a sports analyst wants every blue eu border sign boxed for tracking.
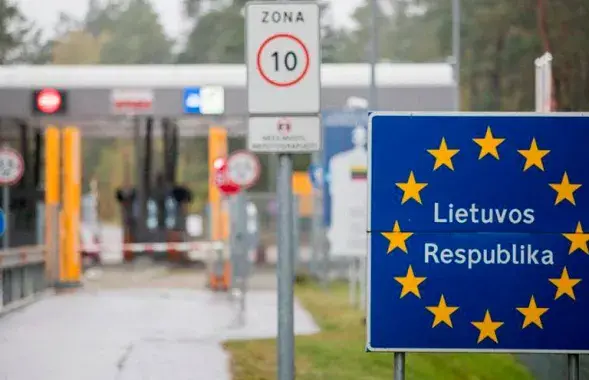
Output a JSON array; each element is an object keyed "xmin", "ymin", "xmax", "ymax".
[{"xmin": 367, "ymin": 112, "xmax": 589, "ymax": 353}]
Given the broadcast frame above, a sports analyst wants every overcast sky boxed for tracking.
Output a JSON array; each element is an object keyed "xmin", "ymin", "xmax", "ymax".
[{"xmin": 14, "ymin": 0, "xmax": 365, "ymax": 40}]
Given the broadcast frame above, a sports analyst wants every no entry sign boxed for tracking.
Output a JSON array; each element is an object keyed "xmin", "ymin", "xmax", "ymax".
[
  {"xmin": 213, "ymin": 157, "xmax": 241, "ymax": 196},
  {"xmin": 246, "ymin": 2, "xmax": 320, "ymax": 114}
]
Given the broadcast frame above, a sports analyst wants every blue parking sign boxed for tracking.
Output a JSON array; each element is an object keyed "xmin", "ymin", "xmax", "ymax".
[
  {"xmin": 0, "ymin": 208, "xmax": 4, "ymax": 237},
  {"xmin": 183, "ymin": 87, "xmax": 202, "ymax": 114},
  {"xmin": 368, "ymin": 112, "xmax": 589, "ymax": 353}
]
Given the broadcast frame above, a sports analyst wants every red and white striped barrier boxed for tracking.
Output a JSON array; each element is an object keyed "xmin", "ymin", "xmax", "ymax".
[{"xmin": 81, "ymin": 241, "xmax": 224, "ymax": 255}]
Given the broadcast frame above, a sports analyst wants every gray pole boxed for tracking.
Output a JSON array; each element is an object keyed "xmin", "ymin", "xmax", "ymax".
[
  {"xmin": 292, "ymin": 194, "xmax": 300, "ymax": 271},
  {"xmin": 2, "ymin": 185, "xmax": 8, "ymax": 249},
  {"xmin": 369, "ymin": 0, "xmax": 378, "ymax": 109},
  {"xmin": 452, "ymin": 0, "xmax": 461, "ymax": 111},
  {"xmin": 277, "ymin": 153, "xmax": 294, "ymax": 380},
  {"xmin": 394, "ymin": 352, "xmax": 405, "ymax": 380},
  {"xmin": 233, "ymin": 190, "xmax": 248, "ymax": 326},
  {"xmin": 568, "ymin": 354, "xmax": 579, "ymax": 380}
]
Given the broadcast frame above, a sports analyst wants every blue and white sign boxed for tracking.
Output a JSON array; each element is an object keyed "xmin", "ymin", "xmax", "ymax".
[
  {"xmin": 322, "ymin": 108, "xmax": 368, "ymax": 257},
  {"xmin": 0, "ymin": 208, "xmax": 4, "ymax": 237},
  {"xmin": 183, "ymin": 86, "xmax": 225, "ymax": 115},
  {"xmin": 308, "ymin": 163, "xmax": 323, "ymax": 189},
  {"xmin": 368, "ymin": 112, "xmax": 589, "ymax": 353}
]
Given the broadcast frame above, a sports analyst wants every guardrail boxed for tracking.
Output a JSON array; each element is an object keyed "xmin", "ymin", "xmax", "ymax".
[{"xmin": 0, "ymin": 245, "xmax": 47, "ymax": 312}]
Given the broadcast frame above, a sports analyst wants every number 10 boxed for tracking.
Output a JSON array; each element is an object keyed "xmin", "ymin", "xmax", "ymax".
[{"xmin": 271, "ymin": 51, "xmax": 297, "ymax": 71}]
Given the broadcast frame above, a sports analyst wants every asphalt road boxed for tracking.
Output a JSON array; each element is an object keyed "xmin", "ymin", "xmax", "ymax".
[{"xmin": 0, "ymin": 262, "xmax": 317, "ymax": 380}]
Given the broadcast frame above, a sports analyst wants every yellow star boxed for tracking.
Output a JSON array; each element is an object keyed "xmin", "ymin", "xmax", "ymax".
[
  {"xmin": 516, "ymin": 296, "xmax": 549, "ymax": 329},
  {"xmin": 549, "ymin": 267, "xmax": 581, "ymax": 300},
  {"xmin": 427, "ymin": 137, "xmax": 460, "ymax": 171},
  {"xmin": 549, "ymin": 172, "xmax": 582, "ymax": 206},
  {"xmin": 562, "ymin": 222, "xmax": 589, "ymax": 254},
  {"xmin": 473, "ymin": 126, "xmax": 505, "ymax": 160},
  {"xmin": 395, "ymin": 171, "xmax": 428, "ymax": 204},
  {"xmin": 471, "ymin": 310, "xmax": 504, "ymax": 344},
  {"xmin": 380, "ymin": 221, "xmax": 413, "ymax": 254},
  {"xmin": 394, "ymin": 265, "xmax": 426, "ymax": 298},
  {"xmin": 426, "ymin": 295, "xmax": 459, "ymax": 328},
  {"xmin": 517, "ymin": 138, "xmax": 550, "ymax": 171}
]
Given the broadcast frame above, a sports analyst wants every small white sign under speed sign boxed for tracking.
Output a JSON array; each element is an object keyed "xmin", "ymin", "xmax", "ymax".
[
  {"xmin": 226, "ymin": 150, "xmax": 261, "ymax": 189},
  {"xmin": 0, "ymin": 147, "xmax": 24, "ymax": 186}
]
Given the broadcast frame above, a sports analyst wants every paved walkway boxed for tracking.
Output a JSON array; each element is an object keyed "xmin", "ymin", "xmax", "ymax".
[{"xmin": 0, "ymin": 288, "xmax": 319, "ymax": 380}]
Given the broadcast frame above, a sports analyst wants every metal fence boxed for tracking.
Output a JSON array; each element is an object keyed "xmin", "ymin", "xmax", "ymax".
[
  {"xmin": 0, "ymin": 195, "xmax": 51, "ymax": 313},
  {"xmin": 0, "ymin": 246, "xmax": 47, "ymax": 312}
]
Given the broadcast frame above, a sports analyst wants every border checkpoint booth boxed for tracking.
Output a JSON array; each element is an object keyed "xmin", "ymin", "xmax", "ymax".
[{"xmin": 0, "ymin": 62, "xmax": 456, "ymax": 293}]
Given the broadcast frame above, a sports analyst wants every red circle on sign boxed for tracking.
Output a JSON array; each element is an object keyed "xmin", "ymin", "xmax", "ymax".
[
  {"xmin": 256, "ymin": 33, "xmax": 310, "ymax": 87},
  {"xmin": 0, "ymin": 147, "xmax": 24, "ymax": 186},
  {"xmin": 37, "ymin": 89, "xmax": 62, "ymax": 114}
]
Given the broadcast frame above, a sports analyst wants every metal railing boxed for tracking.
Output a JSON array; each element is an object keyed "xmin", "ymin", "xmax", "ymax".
[{"xmin": 0, "ymin": 245, "xmax": 47, "ymax": 313}]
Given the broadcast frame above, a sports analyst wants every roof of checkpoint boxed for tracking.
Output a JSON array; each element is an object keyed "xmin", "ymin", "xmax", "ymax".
[
  {"xmin": 0, "ymin": 63, "xmax": 453, "ymax": 88},
  {"xmin": 0, "ymin": 63, "xmax": 456, "ymax": 138}
]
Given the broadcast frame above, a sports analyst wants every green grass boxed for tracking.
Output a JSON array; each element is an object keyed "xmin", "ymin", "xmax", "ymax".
[{"xmin": 224, "ymin": 282, "xmax": 535, "ymax": 380}]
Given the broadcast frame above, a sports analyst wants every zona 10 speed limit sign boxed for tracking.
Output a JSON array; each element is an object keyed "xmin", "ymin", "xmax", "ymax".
[{"xmin": 246, "ymin": 1, "xmax": 320, "ymax": 114}]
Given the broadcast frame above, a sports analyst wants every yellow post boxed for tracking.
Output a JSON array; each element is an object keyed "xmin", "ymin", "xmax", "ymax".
[
  {"xmin": 208, "ymin": 127, "xmax": 227, "ymax": 240},
  {"xmin": 44, "ymin": 127, "xmax": 60, "ymax": 284},
  {"xmin": 208, "ymin": 127, "xmax": 230, "ymax": 290},
  {"xmin": 60, "ymin": 127, "xmax": 82, "ymax": 287}
]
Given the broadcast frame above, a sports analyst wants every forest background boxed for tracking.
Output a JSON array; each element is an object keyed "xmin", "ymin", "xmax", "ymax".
[{"xmin": 1, "ymin": 0, "xmax": 584, "ymax": 221}]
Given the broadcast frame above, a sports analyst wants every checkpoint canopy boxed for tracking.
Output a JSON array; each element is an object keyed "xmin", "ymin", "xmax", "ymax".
[
  {"xmin": 0, "ymin": 63, "xmax": 455, "ymax": 138},
  {"xmin": 367, "ymin": 112, "xmax": 589, "ymax": 353}
]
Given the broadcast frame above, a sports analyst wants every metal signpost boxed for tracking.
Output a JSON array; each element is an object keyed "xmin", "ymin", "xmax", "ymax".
[
  {"xmin": 246, "ymin": 2, "xmax": 321, "ymax": 379},
  {"xmin": 226, "ymin": 150, "xmax": 261, "ymax": 325},
  {"xmin": 367, "ymin": 112, "xmax": 589, "ymax": 379},
  {"xmin": 212, "ymin": 157, "xmax": 240, "ymax": 292},
  {"xmin": 0, "ymin": 146, "xmax": 25, "ymax": 250},
  {"xmin": 535, "ymin": 52, "xmax": 553, "ymax": 113}
]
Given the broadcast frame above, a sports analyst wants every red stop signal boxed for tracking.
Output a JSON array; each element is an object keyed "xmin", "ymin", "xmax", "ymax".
[{"xmin": 33, "ymin": 88, "xmax": 66, "ymax": 114}]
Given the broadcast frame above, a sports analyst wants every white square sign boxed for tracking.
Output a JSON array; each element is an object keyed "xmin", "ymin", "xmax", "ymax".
[
  {"xmin": 246, "ymin": 2, "xmax": 320, "ymax": 114},
  {"xmin": 248, "ymin": 116, "xmax": 321, "ymax": 153}
]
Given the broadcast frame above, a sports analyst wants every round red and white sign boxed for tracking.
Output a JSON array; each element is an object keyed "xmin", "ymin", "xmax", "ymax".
[
  {"xmin": 256, "ymin": 33, "xmax": 310, "ymax": 87},
  {"xmin": 0, "ymin": 147, "xmax": 24, "ymax": 186},
  {"xmin": 36, "ymin": 89, "xmax": 62, "ymax": 114},
  {"xmin": 226, "ymin": 150, "xmax": 261, "ymax": 188}
]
